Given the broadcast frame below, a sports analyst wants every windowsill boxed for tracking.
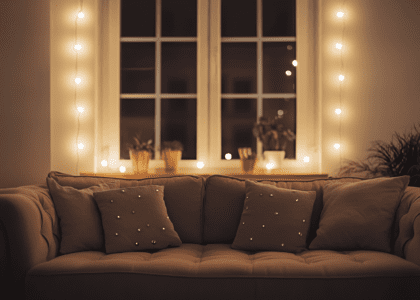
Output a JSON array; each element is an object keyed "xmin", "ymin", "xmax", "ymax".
[{"xmin": 80, "ymin": 169, "xmax": 329, "ymax": 180}]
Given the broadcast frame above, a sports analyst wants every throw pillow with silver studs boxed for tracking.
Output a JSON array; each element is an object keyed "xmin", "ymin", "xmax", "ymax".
[
  {"xmin": 231, "ymin": 180, "xmax": 316, "ymax": 253},
  {"xmin": 93, "ymin": 185, "xmax": 182, "ymax": 254}
]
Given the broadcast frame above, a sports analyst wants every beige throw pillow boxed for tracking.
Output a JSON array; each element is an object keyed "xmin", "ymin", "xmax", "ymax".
[
  {"xmin": 309, "ymin": 176, "xmax": 410, "ymax": 252},
  {"xmin": 47, "ymin": 177, "xmax": 120, "ymax": 254}
]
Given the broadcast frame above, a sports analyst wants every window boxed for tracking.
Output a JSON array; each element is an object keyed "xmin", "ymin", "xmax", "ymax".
[{"xmin": 101, "ymin": 0, "xmax": 316, "ymax": 173}]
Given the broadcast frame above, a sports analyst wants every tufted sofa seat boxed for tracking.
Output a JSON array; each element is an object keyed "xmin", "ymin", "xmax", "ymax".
[
  {"xmin": 1, "ymin": 172, "xmax": 420, "ymax": 299},
  {"xmin": 26, "ymin": 244, "xmax": 420, "ymax": 299}
]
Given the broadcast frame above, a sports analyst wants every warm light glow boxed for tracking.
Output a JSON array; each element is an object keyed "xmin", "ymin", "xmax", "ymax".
[
  {"xmin": 304, "ymin": 156, "xmax": 310, "ymax": 163},
  {"xmin": 197, "ymin": 161, "xmax": 205, "ymax": 169},
  {"xmin": 75, "ymin": 77, "xmax": 81, "ymax": 84},
  {"xmin": 74, "ymin": 44, "xmax": 82, "ymax": 51},
  {"xmin": 336, "ymin": 43, "xmax": 342, "ymax": 49},
  {"xmin": 119, "ymin": 165, "xmax": 126, "ymax": 173},
  {"xmin": 337, "ymin": 11, "xmax": 344, "ymax": 18},
  {"xmin": 78, "ymin": 143, "xmax": 84, "ymax": 150},
  {"xmin": 285, "ymin": 70, "xmax": 292, "ymax": 76},
  {"xmin": 334, "ymin": 143, "xmax": 340, "ymax": 149},
  {"xmin": 225, "ymin": 153, "xmax": 232, "ymax": 160},
  {"xmin": 78, "ymin": 12, "xmax": 84, "ymax": 18},
  {"xmin": 335, "ymin": 108, "xmax": 342, "ymax": 114},
  {"xmin": 77, "ymin": 106, "xmax": 84, "ymax": 113},
  {"xmin": 339, "ymin": 75, "xmax": 344, "ymax": 81},
  {"xmin": 101, "ymin": 160, "xmax": 108, "ymax": 167},
  {"xmin": 277, "ymin": 110, "xmax": 284, "ymax": 116},
  {"xmin": 266, "ymin": 163, "xmax": 275, "ymax": 170},
  {"xmin": 292, "ymin": 60, "xmax": 298, "ymax": 66}
]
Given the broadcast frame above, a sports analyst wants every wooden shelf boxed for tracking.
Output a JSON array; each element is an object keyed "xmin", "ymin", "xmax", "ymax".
[{"xmin": 79, "ymin": 172, "xmax": 329, "ymax": 181}]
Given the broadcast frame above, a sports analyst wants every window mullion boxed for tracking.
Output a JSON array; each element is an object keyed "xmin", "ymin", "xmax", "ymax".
[
  {"xmin": 257, "ymin": 0, "xmax": 263, "ymax": 159},
  {"xmin": 155, "ymin": 0, "xmax": 161, "ymax": 160},
  {"xmin": 209, "ymin": 0, "xmax": 222, "ymax": 165}
]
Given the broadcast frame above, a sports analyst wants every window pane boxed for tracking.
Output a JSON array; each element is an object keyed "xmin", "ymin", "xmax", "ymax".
[
  {"xmin": 222, "ymin": 0, "xmax": 256, "ymax": 37},
  {"xmin": 161, "ymin": 43, "xmax": 197, "ymax": 94},
  {"xmin": 262, "ymin": 98, "xmax": 296, "ymax": 158},
  {"xmin": 162, "ymin": 0, "xmax": 197, "ymax": 37},
  {"xmin": 222, "ymin": 43, "xmax": 257, "ymax": 94},
  {"xmin": 222, "ymin": 98, "xmax": 257, "ymax": 159},
  {"xmin": 263, "ymin": 0, "xmax": 296, "ymax": 37},
  {"xmin": 121, "ymin": 0, "xmax": 155, "ymax": 37},
  {"xmin": 161, "ymin": 98, "xmax": 196, "ymax": 160},
  {"xmin": 121, "ymin": 43, "xmax": 155, "ymax": 93},
  {"xmin": 263, "ymin": 42, "xmax": 296, "ymax": 93},
  {"xmin": 120, "ymin": 99, "xmax": 155, "ymax": 160}
]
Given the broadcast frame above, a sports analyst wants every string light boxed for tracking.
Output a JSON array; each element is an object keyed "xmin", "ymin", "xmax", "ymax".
[
  {"xmin": 225, "ymin": 153, "xmax": 232, "ymax": 160},
  {"xmin": 197, "ymin": 161, "xmax": 205, "ymax": 169},
  {"xmin": 334, "ymin": 1, "xmax": 346, "ymax": 171},
  {"xmin": 74, "ymin": 1, "xmax": 84, "ymax": 175},
  {"xmin": 285, "ymin": 70, "xmax": 292, "ymax": 76},
  {"xmin": 292, "ymin": 60, "xmax": 298, "ymax": 66}
]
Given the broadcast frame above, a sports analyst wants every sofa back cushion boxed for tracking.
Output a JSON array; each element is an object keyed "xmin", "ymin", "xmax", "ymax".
[
  {"xmin": 203, "ymin": 175, "xmax": 364, "ymax": 246},
  {"xmin": 48, "ymin": 172, "xmax": 205, "ymax": 244}
]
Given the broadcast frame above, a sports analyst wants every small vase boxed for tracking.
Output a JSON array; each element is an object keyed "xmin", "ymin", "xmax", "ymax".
[
  {"xmin": 263, "ymin": 150, "xmax": 286, "ymax": 169},
  {"xmin": 161, "ymin": 150, "xmax": 182, "ymax": 174},
  {"xmin": 238, "ymin": 147, "xmax": 257, "ymax": 174},
  {"xmin": 129, "ymin": 150, "xmax": 150, "ymax": 174}
]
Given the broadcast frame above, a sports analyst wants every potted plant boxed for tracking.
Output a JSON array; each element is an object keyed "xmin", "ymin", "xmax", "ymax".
[
  {"xmin": 252, "ymin": 116, "xmax": 296, "ymax": 168},
  {"xmin": 337, "ymin": 123, "xmax": 420, "ymax": 187},
  {"xmin": 126, "ymin": 134, "xmax": 154, "ymax": 174},
  {"xmin": 160, "ymin": 141, "xmax": 184, "ymax": 174}
]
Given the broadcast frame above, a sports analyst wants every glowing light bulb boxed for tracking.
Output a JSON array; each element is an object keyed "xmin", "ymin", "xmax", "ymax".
[
  {"xmin": 339, "ymin": 75, "xmax": 344, "ymax": 81},
  {"xmin": 78, "ymin": 143, "xmax": 84, "ymax": 150},
  {"xmin": 74, "ymin": 44, "xmax": 82, "ymax": 51},
  {"xmin": 75, "ymin": 78, "xmax": 81, "ymax": 84},
  {"xmin": 334, "ymin": 143, "xmax": 340, "ymax": 149},
  {"xmin": 304, "ymin": 156, "xmax": 310, "ymax": 163},
  {"xmin": 78, "ymin": 12, "xmax": 84, "ymax": 18},
  {"xmin": 101, "ymin": 160, "xmax": 108, "ymax": 167},
  {"xmin": 336, "ymin": 43, "xmax": 342, "ymax": 49},
  {"xmin": 292, "ymin": 60, "xmax": 298, "ymax": 66},
  {"xmin": 266, "ymin": 163, "xmax": 275, "ymax": 170},
  {"xmin": 337, "ymin": 11, "xmax": 344, "ymax": 18},
  {"xmin": 335, "ymin": 108, "xmax": 342, "ymax": 114},
  {"xmin": 119, "ymin": 165, "xmax": 126, "ymax": 173},
  {"xmin": 225, "ymin": 153, "xmax": 232, "ymax": 160},
  {"xmin": 77, "ymin": 106, "xmax": 84, "ymax": 113},
  {"xmin": 197, "ymin": 161, "xmax": 205, "ymax": 169},
  {"xmin": 285, "ymin": 70, "xmax": 292, "ymax": 76}
]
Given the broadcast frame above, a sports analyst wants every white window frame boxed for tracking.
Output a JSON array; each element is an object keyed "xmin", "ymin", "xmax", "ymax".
[{"xmin": 99, "ymin": 0, "xmax": 319, "ymax": 174}]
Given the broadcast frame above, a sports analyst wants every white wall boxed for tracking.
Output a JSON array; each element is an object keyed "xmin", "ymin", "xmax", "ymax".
[
  {"xmin": 319, "ymin": 0, "xmax": 420, "ymax": 176},
  {"xmin": 0, "ymin": 0, "xmax": 50, "ymax": 188}
]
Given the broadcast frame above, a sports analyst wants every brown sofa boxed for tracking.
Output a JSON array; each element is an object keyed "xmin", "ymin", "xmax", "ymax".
[{"xmin": 1, "ymin": 171, "xmax": 420, "ymax": 300}]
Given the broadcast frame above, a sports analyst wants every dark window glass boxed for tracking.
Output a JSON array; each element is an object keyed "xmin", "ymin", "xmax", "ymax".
[
  {"xmin": 263, "ymin": 0, "xmax": 296, "ymax": 36},
  {"xmin": 121, "ymin": 0, "xmax": 155, "ymax": 37},
  {"xmin": 222, "ymin": 43, "xmax": 257, "ymax": 94},
  {"xmin": 161, "ymin": 43, "xmax": 197, "ymax": 93},
  {"xmin": 161, "ymin": 98, "xmax": 197, "ymax": 159},
  {"xmin": 121, "ymin": 43, "xmax": 155, "ymax": 93},
  {"xmin": 120, "ymin": 99, "xmax": 155, "ymax": 159},
  {"xmin": 263, "ymin": 42, "xmax": 296, "ymax": 93},
  {"xmin": 222, "ymin": 0, "xmax": 256, "ymax": 37},
  {"xmin": 162, "ymin": 0, "xmax": 197, "ymax": 37},
  {"xmin": 221, "ymin": 98, "xmax": 257, "ymax": 159},
  {"xmin": 262, "ymin": 98, "xmax": 296, "ymax": 158}
]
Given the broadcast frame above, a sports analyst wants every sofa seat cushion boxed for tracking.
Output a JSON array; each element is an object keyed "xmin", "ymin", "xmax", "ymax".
[
  {"xmin": 26, "ymin": 244, "xmax": 420, "ymax": 300},
  {"xmin": 27, "ymin": 244, "xmax": 420, "ymax": 279}
]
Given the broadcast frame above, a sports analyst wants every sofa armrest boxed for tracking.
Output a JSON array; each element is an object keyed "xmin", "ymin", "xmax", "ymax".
[
  {"xmin": 0, "ymin": 186, "xmax": 58, "ymax": 298},
  {"xmin": 403, "ymin": 203, "xmax": 420, "ymax": 266},
  {"xmin": 394, "ymin": 186, "xmax": 420, "ymax": 266}
]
